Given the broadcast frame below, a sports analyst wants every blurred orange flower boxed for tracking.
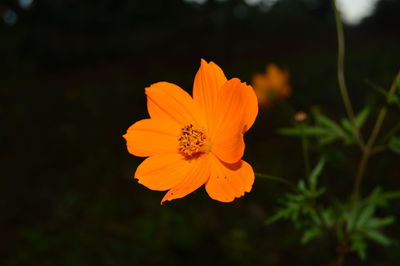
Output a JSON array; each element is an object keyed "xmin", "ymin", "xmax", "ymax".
[
  {"xmin": 252, "ymin": 64, "xmax": 291, "ymax": 108},
  {"xmin": 123, "ymin": 59, "xmax": 258, "ymax": 204}
]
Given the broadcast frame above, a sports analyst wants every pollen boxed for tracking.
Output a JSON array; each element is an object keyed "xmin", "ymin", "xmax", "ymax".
[{"xmin": 178, "ymin": 124, "xmax": 206, "ymax": 157}]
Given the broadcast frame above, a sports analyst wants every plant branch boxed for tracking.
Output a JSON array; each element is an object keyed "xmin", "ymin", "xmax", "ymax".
[
  {"xmin": 332, "ymin": 0, "xmax": 364, "ymax": 147},
  {"xmin": 351, "ymin": 71, "xmax": 400, "ymax": 203}
]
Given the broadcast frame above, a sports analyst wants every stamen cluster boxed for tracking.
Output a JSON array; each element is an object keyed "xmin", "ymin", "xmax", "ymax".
[{"xmin": 178, "ymin": 124, "xmax": 206, "ymax": 157}]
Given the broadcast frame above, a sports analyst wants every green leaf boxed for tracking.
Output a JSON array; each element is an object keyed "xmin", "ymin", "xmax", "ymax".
[
  {"xmin": 365, "ymin": 187, "xmax": 382, "ymax": 203},
  {"xmin": 365, "ymin": 79, "xmax": 387, "ymax": 95},
  {"xmin": 351, "ymin": 234, "xmax": 367, "ymax": 260},
  {"xmin": 301, "ymin": 227, "xmax": 322, "ymax": 244},
  {"xmin": 309, "ymin": 210, "xmax": 322, "ymax": 225},
  {"xmin": 365, "ymin": 79, "xmax": 400, "ymax": 107},
  {"xmin": 355, "ymin": 107, "xmax": 370, "ymax": 129},
  {"xmin": 318, "ymin": 135, "xmax": 339, "ymax": 146},
  {"xmin": 344, "ymin": 205, "xmax": 360, "ymax": 232},
  {"xmin": 297, "ymin": 180, "xmax": 307, "ymax": 192},
  {"xmin": 389, "ymin": 136, "xmax": 400, "ymax": 154},
  {"xmin": 308, "ymin": 158, "xmax": 326, "ymax": 190},
  {"xmin": 340, "ymin": 107, "xmax": 370, "ymax": 138},
  {"xmin": 356, "ymin": 205, "xmax": 375, "ymax": 228},
  {"xmin": 321, "ymin": 209, "xmax": 335, "ymax": 227},
  {"xmin": 277, "ymin": 126, "xmax": 330, "ymax": 136},
  {"xmin": 341, "ymin": 118, "xmax": 353, "ymax": 135},
  {"xmin": 380, "ymin": 191, "xmax": 400, "ymax": 202},
  {"xmin": 315, "ymin": 113, "xmax": 345, "ymax": 135},
  {"xmin": 365, "ymin": 230, "xmax": 391, "ymax": 246},
  {"xmin": 266, "ymin": 210, "xmax": 289, "ymax": 224},
  {"xmin": 365, "ymin": 187, "xmax": 400, "ymax": 207},
  {"xmin": 367, "ymin": 217, "xmax": 395, "ymax": 229}
]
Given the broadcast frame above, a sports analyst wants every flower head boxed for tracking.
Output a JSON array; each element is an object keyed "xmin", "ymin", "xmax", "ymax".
[
  {"xmin": 252, "ymin": 64, "xmax": 291, "ymax": 109},
  {"xmin": 123, "ymin": 59, "xmax": 258, "ymax": 204}
]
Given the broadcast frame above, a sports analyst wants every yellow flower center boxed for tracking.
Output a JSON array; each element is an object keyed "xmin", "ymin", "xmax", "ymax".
[{"xmin": 178, "ymin": 124, "xmax": 207, "ymax": 157}]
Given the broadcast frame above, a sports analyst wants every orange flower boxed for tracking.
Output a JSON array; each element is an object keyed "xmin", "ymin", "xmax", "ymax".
[
  {"xmin": 252, "ymin": 64, "xmax": 291, "ymax": 108},
  {"xmin": 123, "ymin": 59, "xmax": 258, "ymax": 204}
]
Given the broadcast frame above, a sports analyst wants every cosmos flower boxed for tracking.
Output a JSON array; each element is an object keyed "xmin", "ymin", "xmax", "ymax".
[
  {"xmin": 123, "ymin": 59, "xmax": 258, "ymax": 204},
  {"xmin": 252, "ymin": 64, "xmax": 291, "ymax": 109}
]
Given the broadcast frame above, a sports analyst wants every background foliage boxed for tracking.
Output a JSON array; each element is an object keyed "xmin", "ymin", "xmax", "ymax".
[{"xmin": 1, "ymin": 0, "xmax": 400, "ymax": 265}]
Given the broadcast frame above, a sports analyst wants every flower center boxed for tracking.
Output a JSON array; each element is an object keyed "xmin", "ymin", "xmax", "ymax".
[{"xmin": 178, "ymin": 124, "xmax": 206, "ymax": 157}]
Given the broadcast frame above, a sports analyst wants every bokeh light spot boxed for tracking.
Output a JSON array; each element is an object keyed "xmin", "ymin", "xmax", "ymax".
[
  {"xmin": 337, "ymin": 0, "xmax": 381, "ymax": 25},
  {"xmin": 2, "ymin": 9, "xmax": 18, "ymax": 25},
  {"xmin": 18, "ymin": 0, "xmax": 34, "ymax": 9},
  {"xmin": 184, "ymin": 0, "xmax": 207, "ymax": 5}
]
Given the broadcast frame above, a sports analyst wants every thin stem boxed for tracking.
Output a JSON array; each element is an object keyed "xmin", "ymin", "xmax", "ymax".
[
  {"xmin": 300, "ymin": 123, "xmax": 311, "ymax": 177},
  {"xmin": 367, "ymin": 108, "xmax": 388, "ymax": 149},
  {"xmin": 351, "ymin": 148, "xmax": 370, "ymax": 203},
  {"xmin": 332, "ymin": 0, "xmax": 364, "ymax": 147},
  {"xmin": 255, "ymin": 173, "xmax": 294, "ymax": 187}
]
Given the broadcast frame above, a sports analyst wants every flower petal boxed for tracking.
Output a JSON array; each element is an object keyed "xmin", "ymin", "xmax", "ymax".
[
  {"xmin": 210, "ymin": 78, "xmax": 248, "ymax": 163},
  {"xmin": 123, "ymin": 119, "xmax": 180, "ymax": 157},
  {"xmin": 193, "ymin": 59, "xmax": 227, "ymax": 129},
  {"xmin": 146, "ymin": 82, "xmax": 205, "ymax": 127},
  {"xmin": 205, "ymin": 154, "xmax": 254, "ymax": 203},
  {"xmin": 135, "ymin": 153, "xmax": 194, "ymax": 191},
  {"xmin": 242, "ymin": 83, "xmax": 258, "ymax": 133},
  {"xmin": 212, "ymin": 132, "xmax": 245, "ymax": 165},
  {"xmin": 161, "ymin": 154, "xmax": 210, "ymax": 204}
]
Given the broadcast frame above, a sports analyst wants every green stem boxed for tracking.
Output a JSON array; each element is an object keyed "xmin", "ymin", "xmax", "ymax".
[
  {"xmin": 351, "ymin": 148, "xmax": 370, "ymax": 203},
  {"xmin": 332, "ymin": 0, "xmax": 364, "ymax": 147},
  {"xmin": 255, "ymin": 173, "xmax": 294, "ymax": 187}
]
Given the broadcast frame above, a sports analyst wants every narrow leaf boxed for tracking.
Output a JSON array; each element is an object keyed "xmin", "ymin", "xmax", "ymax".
[
  {"xmin": 277, "ymin": 127, "xmax": 330, "ymax": 136},
  {"xmin": 315, "ymin": 113, "xmax": 344, "ymax": 135},
  {"xmin": 309, "ymin": 158, "xmax": 326, "ymax": 190},
  {"xmin": 367, "ymin": 217, "xmax": 395, "ymax": 229},
  {"xmin": 341, "ymin": 118, "xmax": 353, "ymax": 134},
  {"xmin": 318, "ymin": 135, "xmax": 339, "ymax": 146},
  {"xmin": 301, "ymin": 227, "xmax": 322, "ymax": 244},
  {"xmin": 356, "ymin": 205, "xmax": 374, "ymax": 228},
  {"xmin": 350, "ymin": 233, "xmax": 367, "ymax": 260},
  {"xmin": 365, "ymin": 230, "xmax": 391, "ymax": 246},
  {"xmin": 355, "ymin": 107, "xmax": 370, "ymax": 129}
]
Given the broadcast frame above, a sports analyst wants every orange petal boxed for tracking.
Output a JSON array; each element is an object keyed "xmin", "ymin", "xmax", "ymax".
[
  {"xmin": 193, "ymin": 59, "xmax": 227, "ymax": 129},
  {"xmin": 161, "ymin": 154, "xmax": 210, "ymax": 204},
  {"xmin": 146, "ymin": 82, "xmax": 205, "ymax": 127},
  {"xmin": 135, "ymin": 153, "xmax": 194, "ymax": 191},
  {"xmin": 212, "ymin": 132, "xmax": 245, "ymax": 165},
  {"xmin": 123, "ymin": 119, "xmax": 180, "ymax": 157},
  {"xmin": 205, "ymin": 154, "xmax": 254, "ymax": 203},
  {"xmin": 242, "ymin": 83, "xmax": 258, "ymax": 133},
  {"xmin": 210, "ymin": 78, "xmax": 248, "ymax": 163}
]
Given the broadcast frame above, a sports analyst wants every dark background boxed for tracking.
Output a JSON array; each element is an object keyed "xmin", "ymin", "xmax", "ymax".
[{"xmin": 1, "ymin": 0, "xmax": 400, "ymax": 265}]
